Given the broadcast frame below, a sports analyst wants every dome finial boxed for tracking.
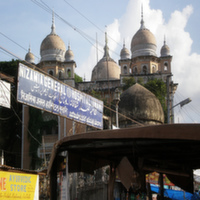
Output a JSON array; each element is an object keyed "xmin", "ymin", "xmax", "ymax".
[
  {"xmin": 28, "ymin": 43, "xmax": 31, "ymax": 52},
  {"xmin": 51, "ymin": 10, "xmax": 56, "ymax": 34},
  {"xmin": 104, "ymin": 32, "xmax": 110, "ymax": 58},
  {"xmin": 164, "ymin": 35, "xmax": 166, "ymax": 45},
  {"xmin": 123, "ymin": 38, "xmax": 125, "ymax": 48},
  {"xmin": 105, "ymin": 32, "xmax": 108, "ymax": 46},
  {"xmin": 140, "ymin": 4, "xmax": 145, "ymax": 29}
]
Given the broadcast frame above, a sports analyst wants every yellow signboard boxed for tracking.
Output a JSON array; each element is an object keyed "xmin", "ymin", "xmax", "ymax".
[{"xmin": 0, "ymin": 171, "xmax": 39, "ymax": 199}]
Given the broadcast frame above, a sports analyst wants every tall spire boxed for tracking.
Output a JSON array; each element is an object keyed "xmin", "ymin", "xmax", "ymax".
[
  {"xmin": 140, "ymin": 4, "xmax": 145, "ymax": 29},
  {"xmin": 104, "ymin": 32, "xmax": 110, "ymax": 58},
  {"xmin": 51, "ymin": 10, "xmax": 56, "ymax": 34}
]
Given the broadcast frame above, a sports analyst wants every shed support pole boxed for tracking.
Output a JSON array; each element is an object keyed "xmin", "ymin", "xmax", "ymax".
[
  {"xmin": 159, "ymin": 173, "xmax": 164, "ymax": 200},
  {"xmin": 108, "ymin": 165, "xmax": 116, "ymax": 200},
  {"xmin": 50, "ymin": 158, "xmax": 57, "ymax": 200}
]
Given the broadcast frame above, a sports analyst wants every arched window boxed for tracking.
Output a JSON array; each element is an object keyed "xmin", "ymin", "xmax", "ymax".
[
  {"xmin": 164, "ymin": 62, "xmax": 168, "ymax": 71},
  {"xmin": 67, "ymin": 69, "xmax": 71, "ymax": 77},
  {"xmin": 59, "ymin": 71, "xmax": 62, "ymax": 79},
  {"xmin": 49, "ymin": 70, "xmax": 53, "ymax": 76},
  {"xmin": 123, "ymin": 66, "xmax": 127, "ymax": 74},
  {"xmin": 132, "ymin": 66, "xmax": 137, "ymax": 74},
  {"xmin": 152, "ymin": 65, "xmax": 156, "ymax": 73},
  {"xmin": 143, "ymin": 65, "xmax": 147, "ymax": 74},
  {"xmin": 134, "ymin": 67, "xmax": 138, "ymax": 74}
]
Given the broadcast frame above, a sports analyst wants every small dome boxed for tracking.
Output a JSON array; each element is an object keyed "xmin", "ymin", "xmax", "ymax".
[
  {"xmin": 65, "ymin": 45, "xmax": 74, "ymax": 61},
  {"xmin": 25, "ymin": 47, "xmax": 35, "ymax": 63},
  {"xmin": 131, "ymin": 19, "xmax": 157, "ymax": 58},
  {"xmin": 120, "ymin": 43, "xmax": 130, "ymax": 60},
  {"xmin": 91, "ymin": 33, "xmax": 120, "ymax": 81},
  {"xmin": 40, "ymin": 16, "xmax": 66, "ymax": 62},
  {"xmin": 160, "ymin": 39, "xmax": 170, "ymax": 57},
  {"xmin": 119, "ymin": 83, "xmax": 164, "ymax": 125}
]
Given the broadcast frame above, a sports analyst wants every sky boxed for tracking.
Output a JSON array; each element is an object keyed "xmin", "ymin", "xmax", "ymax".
[{"xmin": 1, "ymin": 0, "xmax": 200, "ymax": 124}]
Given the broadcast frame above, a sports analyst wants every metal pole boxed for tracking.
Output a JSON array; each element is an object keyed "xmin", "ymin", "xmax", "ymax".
[
  {"xmin": 116, "ymin": 103, "xmax": 119, "ymax": 128},
  {"xmin": 21, "ymin": 105, "xmax": 25, "ymax": 169}
]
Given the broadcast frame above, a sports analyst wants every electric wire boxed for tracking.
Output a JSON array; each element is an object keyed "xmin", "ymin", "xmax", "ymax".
[
  {"xmin": 31, "ymin": 0, "xmax": 103, "ymax": 53},
  {"xmin": 0, "ymin": 31, "xmax": 40, "ymax": 60},
  {"xmin": 0, "ymin": 45, "xmax": 24, "ymax": 61},
  {"xmin": 174, "ymin": 90, "xmax": 200, "ymax": 123},
  {"xmin": 63, "ymin": 0, "xmax": 123, "ymax": 49},
  {"xmin": 0, "ymin": 49, "xmax": 14, "ymax": 59}
]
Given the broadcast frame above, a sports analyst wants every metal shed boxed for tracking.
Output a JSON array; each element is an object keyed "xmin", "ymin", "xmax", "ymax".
[{"xmin": 48, "ymin": 124, "xmax": 200, "ymax": 199}]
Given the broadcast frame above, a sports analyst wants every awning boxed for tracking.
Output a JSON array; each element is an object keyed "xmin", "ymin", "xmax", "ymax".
[{"xmin": 48, "ymin": 123, "xmax": 200, "ymax": 192}]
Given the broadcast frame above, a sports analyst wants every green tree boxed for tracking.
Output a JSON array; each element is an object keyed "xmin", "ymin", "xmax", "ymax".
[
  {"xmin": 144, "ymin": 78, "xmax": 167, "ymax": 122},
  {"xmin": 122, "ymin": 77, "xmax": 136, "ymax": 90},
  {"xmin": 75, "ymin": 73, "xmax": 83, "ymax": 83}
]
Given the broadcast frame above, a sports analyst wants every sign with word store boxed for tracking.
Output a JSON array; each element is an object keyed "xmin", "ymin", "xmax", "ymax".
[{"xmin": 0, "ymin": 171, "xmax": 39, "ymax": 200}]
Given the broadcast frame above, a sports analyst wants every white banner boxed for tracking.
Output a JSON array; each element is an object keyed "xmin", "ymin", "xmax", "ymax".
[{"xmin": 0, "ymin": 80, "xmax": 11, "ymax": 109}]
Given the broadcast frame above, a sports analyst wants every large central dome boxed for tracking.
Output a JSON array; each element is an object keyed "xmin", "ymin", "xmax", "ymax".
[
  {"xmin": 131, "ymin": 18, "xmax": 157, "ymax": 58},
  {"xmin": 40, "ymin": 18, "xmax": 66, "ymax": 62}
]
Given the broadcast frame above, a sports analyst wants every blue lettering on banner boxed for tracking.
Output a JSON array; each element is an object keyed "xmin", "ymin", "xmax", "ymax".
[{"xmin": 17, "ymin": 63, "xmax": 103, "ymax": 129}]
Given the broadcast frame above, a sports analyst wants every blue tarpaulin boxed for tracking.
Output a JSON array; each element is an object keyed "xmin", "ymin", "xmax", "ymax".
[{"xmin": 151, "ymin": 185, "xmax": 200, "ymax": 200}]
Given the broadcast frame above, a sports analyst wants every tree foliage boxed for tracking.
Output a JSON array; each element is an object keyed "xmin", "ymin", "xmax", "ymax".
[
  {"xmin": 122, "ymin": 77, "xmax": 136, "ymax": 90},
  {"xmin": 75, "ymin": 73, "xmax": 83, "ymax": 83},
  {"xmin": 144, "ymin": 78, "xmax": 167, "ymax": 122}
]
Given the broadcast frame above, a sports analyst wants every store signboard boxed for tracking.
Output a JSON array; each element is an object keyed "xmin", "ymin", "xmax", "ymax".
[
  {"xmin": 17, "ymin": 63, "xmax": 103, "ymax": 129},
  {"xmin": 0, "ymin": 171, "xmax": 39, "ymax": 199}
]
